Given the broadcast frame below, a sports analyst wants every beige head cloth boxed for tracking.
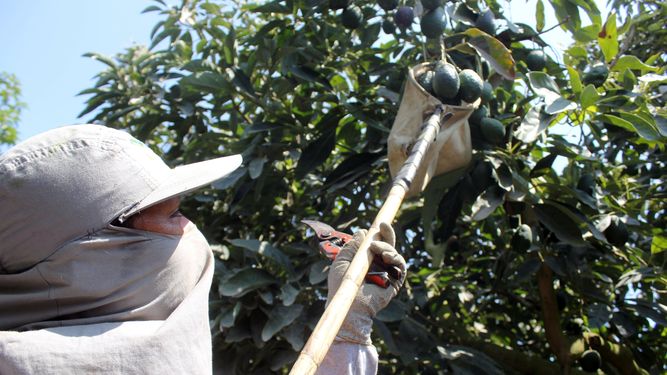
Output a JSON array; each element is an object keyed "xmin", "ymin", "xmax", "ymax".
[
  {"xmin": 387, "ymin": 62, "xmax": 477, "ymax": 197},
  {"xmin": 0, "ymin": 124, "xmax": 242, "ymax": 274}
]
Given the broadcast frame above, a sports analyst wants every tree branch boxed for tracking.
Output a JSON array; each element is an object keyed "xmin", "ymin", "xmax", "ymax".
[{"xmin": 537, "ymin": 264, "xmax": 571, "ymax": 371}]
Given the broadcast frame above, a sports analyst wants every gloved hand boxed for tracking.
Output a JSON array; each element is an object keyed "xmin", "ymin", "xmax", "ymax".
[{"xmin": 327, "ymin": 222, "xmax": 406, "ymax": 345}]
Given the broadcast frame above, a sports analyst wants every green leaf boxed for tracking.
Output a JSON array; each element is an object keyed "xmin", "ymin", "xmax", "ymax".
[
  {"xmin": 567, "ymin": 66, "xmax": 582, "ymax": 94},
  {"xmin": 569, "ymin": 0, "xmax": 601, "ymax": 25},
  {"xmin": 527, "ymin": 72, "xmax": 560, "ymax": 99},
  {"xmin": 618, "ymin": 111, "xmax": 662, "ymax": 141},
  {"xmin": 612, "ymin": 55, "xmax": 659, "ymax": 73},
  {"xmin": 295, "ymin": 129, "xmax": 336, "ymax": 179},
  {"xmin": 180, "ymin": 71, "xmax": 231, "ymax": 93},
  {"xmin": 308, "ymin": 259, "xmax": 329, "ymax": 285},
  {"xmin": 536, "ymin": 0, "xmax": 545, "ymax": 32},
  {"xmin": 82, "ymin": 52, "xmax": 117, "ymax": 70},
  {"xmin": 229, "ymin": 239, "xmax": 294, "ymax": 274},
  {"xmin": 533, "ymin": 203, "xmax": 586, "ymax": 245},
  {"xmin": 252, "ymin": 0, "xmax": 291, "ymax": 13},
  {"xmin": 471, "ymin": 185, "xmax": 505, "ymax": 221},
  {"xmin": 248, "ymin": 157, "xmax": 266, "ymax": 179},
  {"xmin": 598, "ymin": 13, "xmax": 618, "ymax": 63},
  {"xmin": 219, "ymin": 268, "xmax": 276, "ymax": 297},
  {"xmin": 461, "ymin": 28, "xmax": 516, "ymax": 80},
  {"xmin": 573, "ymin": 25, "xmax": 599, "ymax": 43},
  {"xmin": 545, "ymin": 97, "xmax": 577, "ymax": 115},
  {"xmin": 580, "ymin": 84, "xmax": 599, "ymax": 109},
  {"xmin": 551, "ymin": 0, "xmax": 581, "ymax": 34},
  {"xmin": 142, "ymin": 5, "xmax": 162, "ymax": 13},
  {"xmin": 261, "ymin": 304, "xmax": 304, "ymax": 341},
  {"xmin": 515, "ymin": 104, "xmax": 556, "ymax": 143},
  {"xmin": 376, "ymin": 299, "xmax": 408, "ymax": 322},
  {"xmin": 621, "ymin": 68, "xmax": 637, "ymax": 90},
  {"xmin": 227, "ymin": 67, "xmax": 256, "ymax": 98},
  {"xmin": 282, "ymin": 322, "xmax": 306, "ymax": 351},
  {"xmin": 651, "ymin": 234, "xmax": 667, "ymax": 255},
  {"xmin": 212, "ymin": 167, "xmax": 246, "ymax": 190},
  {"xmin": 587, "ymin": 303, "xmax": 612, "ymax": 329},
  {"xmin": 515, "ymin": 258, "xmax": 542, "ymax": 281},
  {"xmin": 279, "ymin": 283, "xmax": 300, "ymax": 306},
  {"xmin": 290, "ymin": 65, "xmax": 333, "ymax": 89},
  {"xmin": 223, "ymin": 27, "xmax": 236, "ymax": 66},
  {"xmin": 219, "ymin": 302, "xmax": 242, "ymax": 328},
  {"xmin": 530, "ymin": 153, "xmax": 558, "ymax": 177}
]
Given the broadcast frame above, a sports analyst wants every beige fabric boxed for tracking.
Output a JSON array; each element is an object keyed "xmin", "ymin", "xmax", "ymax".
[
  {"xmin": 0, "ymin": 224, "xmax": 214, "ymax": 374},
  {"xmin": 387, "ymin": 63, "xmax": 477, "ymax": 197},
  {"xmin": 316, "ymin": 341, "xmax": 378, "ymax": 375},
  {"xmin": 0, "ymin": 124, "xmax": 241, "ymax": 274}
]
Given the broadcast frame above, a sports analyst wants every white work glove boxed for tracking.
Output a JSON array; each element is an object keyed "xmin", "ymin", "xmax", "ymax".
[{"xmin": 327, "ymin": 222, "xmax": 407, "ymax": 345}]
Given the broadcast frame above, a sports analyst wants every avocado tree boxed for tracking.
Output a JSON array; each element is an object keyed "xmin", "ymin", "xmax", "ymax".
[
  {"xmin": 79, "ymin": 0, "xmax": 666, "ymax": 373},
  {"xmin": 0, "ymin": 72, "xmax": 23, "ymax": 147}
]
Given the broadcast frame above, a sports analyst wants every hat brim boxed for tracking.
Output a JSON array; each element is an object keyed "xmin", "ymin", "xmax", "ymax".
[{"xmin": 119, "ymin": 154, "xmax": 243, "ymax": 221}]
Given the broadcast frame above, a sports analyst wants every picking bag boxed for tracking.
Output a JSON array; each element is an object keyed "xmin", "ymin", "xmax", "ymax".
[{"xmin": 387, "ymin": 62, "xmax": 478, "ymax": 197}]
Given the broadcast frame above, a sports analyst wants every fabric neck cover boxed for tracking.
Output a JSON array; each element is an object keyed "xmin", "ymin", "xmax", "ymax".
[{"xmin": 0, "ymin": 225, "xmax": 214, "ymax": 374}]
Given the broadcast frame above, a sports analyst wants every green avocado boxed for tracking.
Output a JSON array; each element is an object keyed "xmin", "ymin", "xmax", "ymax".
[
  {"xmin": 576, "ymin": 173, "xmax": 595, "ymax": 196},
  {"xmin": 329, "ymin": 0, "xmax": 349, "ymax": 10},
  {"xmin": 475, "ymin": 10, "xmax": 495, "ymax": 35},
  {"xmin": 469, "ymin": 105, "xmax": 488, "ymax": 126},
  {"xmin": 420, "ymin": 7, "xmax": 446, "ymax": 39},
  {"xmin": 604, "ymin": 215, "xmax": 628, "ymax": 247},
  {"xmin": 417, "ymin": 70, "xmax": 436, "ymax": 96},
  {"xmin": 377, "ymin": 0, "xmax": 398, "ymax": 11},
  {"xmin": 480, "ymin": 117, "xmax": 505, "ymax": 144},
  {"xmin": 458, "ymin": 69, "xmax": 483, "ymax": 103},
  {"xmin": 583, "ymin": 63, "xmax": 609, "ymax": 87},
  {"xmin": 382, "ymin": 19, "xmax": 396, "ymax": 34},
  {"xmin": 421, "ymin": 0, "xmax": 443, "ymax": 10},
  {"xmin": 481, "ymin": 82, "xmax": 493, "ymax": 103},
  {"xmin": 432, "ymin": 61, "xmax": 460, "ymax": 100},
  {"xmin": 526, "ymin": 50, "xmax": 547, "ymax": 71},
  {"xmin": 341, "ymin": 5, "xmax": 363, "ymax": 29},
  {"xmin": 511, "ymin": 224, "xmax": 532, "ymax": 252},
  {"xmin": 580, "ymin": 349, "xmax": 601, "ymax": 373}
]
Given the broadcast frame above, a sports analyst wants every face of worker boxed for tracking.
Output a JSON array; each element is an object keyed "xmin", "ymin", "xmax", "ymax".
[{"xmin": 124, "ymin": 197, "xmax": 193, "ymax": 235}]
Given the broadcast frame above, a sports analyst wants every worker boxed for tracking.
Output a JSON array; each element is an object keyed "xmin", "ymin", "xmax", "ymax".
[{"xmin": 0, "ymin": 124, "xmax": 406, "ymax": 374}]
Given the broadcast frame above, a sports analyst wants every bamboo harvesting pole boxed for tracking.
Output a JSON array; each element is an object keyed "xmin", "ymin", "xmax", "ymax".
[{"xmin": 290, "ymin": 106, "xmax": 450, "ymax": 375}]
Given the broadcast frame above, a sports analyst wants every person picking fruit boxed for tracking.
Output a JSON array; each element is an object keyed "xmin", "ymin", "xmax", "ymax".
[{"xmin": 0, "ymin": 124, "xmax": 405, "ymax": 374}]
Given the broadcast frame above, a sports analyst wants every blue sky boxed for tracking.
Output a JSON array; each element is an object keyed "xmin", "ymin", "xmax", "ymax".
[
  {"xmin": 2, "ymin": 0, "xmax": 606, "ymax": 144},
  {"xmin": 1, "ymin": 0, "xmax": 162, "ymax": 142}
]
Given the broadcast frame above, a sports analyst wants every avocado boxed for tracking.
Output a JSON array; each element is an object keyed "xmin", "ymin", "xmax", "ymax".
[
  {"xmin": 583, "ymin": 63, "xmax": 609, "ymax": 87},
  {"xmin": 526, "ymin": 50, "xmax": 547, "ymax": 71},
  {"xmin": 580, "ymin": 349, "xmax": 601, "ymax": 373},
  {"xmin": 469, "ymin": 106, "xmax": 488, "ymax": 126},
  {"xmin": 382, "ymin": 18, "xmax": 396, "ymax": 34},
  {"xmin": 394, "ymin": 6, "xmax": 414, "ymax": 30},
  {"xmin": 432, "ymin": 61, "xmax": 460, "ymax": 100},
  {"xmin": 329, "ymin": 0, "xmax": 349, "ymax": 10},
  {"xmin": 511, "ymin": 224, "xmax": 532, "ymax": 252},
  {"xmin": 417, "ymin": 70, "xmax": 436, "ymax": 96},
  {"xmin": 421, "ymin": 0, "xmax": 443, "ymax": 10},
  {"xmin": 475, "ymin": 10, "xmax": 495, "ymax": 35},
  {"xmin": 458, "ymin": 69, "xmax": 483, "ymax": 103},
  {"xmin": 481, "ymin": 82, "xmax": 493, "ymax": 103},
  {"xmin": 420, "ymin": 6, "xmax": 446, "ymax": 39},
  {"xmin": 604, "ymin": 215, "xmax": 628, "ymax": 247},
  {"xmin": 480, "ymin": 117, "xmax": 505, "ymax": 144},
  {"xmin": 341, "ymin": 5, "xmax": 363, "ymax": 29},
  {"xmin": 377, "ymin": 0, "xmax": 399, "ymax": 11}
]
